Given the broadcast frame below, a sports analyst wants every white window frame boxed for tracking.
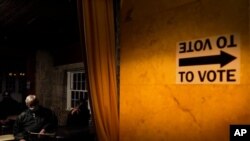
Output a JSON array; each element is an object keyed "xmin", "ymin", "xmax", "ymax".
[{"xmin": 66, "ymin": 70, "xmax": 88, "ymax": 110}]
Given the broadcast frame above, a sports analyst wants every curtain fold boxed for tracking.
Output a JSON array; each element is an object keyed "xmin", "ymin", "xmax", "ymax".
[{"xmin": 77, "ymin": 0, "xmax": 119, "ymax": 141}]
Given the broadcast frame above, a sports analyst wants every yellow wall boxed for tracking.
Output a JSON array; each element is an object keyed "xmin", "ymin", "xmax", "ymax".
[{"xmin": 120, "ymin": 0, "xmax": 250, "ymax": 140}]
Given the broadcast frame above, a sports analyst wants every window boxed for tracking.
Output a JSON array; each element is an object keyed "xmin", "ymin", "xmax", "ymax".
[
  {"xmin": 66, "ymin": 70, "xmax": 88, "ymax": 110},
  {"xmin": 0, "ymin": 72, "xmax": 26, "ymax": 102},
  {"xmin": 6, "ymin": 75, "xmax": 16, "ymax": 92}
]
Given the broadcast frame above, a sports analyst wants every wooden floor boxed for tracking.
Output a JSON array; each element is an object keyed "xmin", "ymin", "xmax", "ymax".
[
  {"xmin": 56, "ymin": 126, "xmax": 96, "ymax": 141},
  {"xmin": 0, "ymin": 125, "xmax": 96, "ymax": 141}
]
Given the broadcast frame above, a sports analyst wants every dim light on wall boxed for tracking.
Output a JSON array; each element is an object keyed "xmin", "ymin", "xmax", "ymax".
[
  {"xmin": 19, "ymin": 73, "xmax": 25, "ymax": 76},
  {"xmin": 8, "ymin": 72, "xmax": 25, "ymax": 77}
]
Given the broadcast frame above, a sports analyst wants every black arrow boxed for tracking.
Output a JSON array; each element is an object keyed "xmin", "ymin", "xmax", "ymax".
[{"xmin": 179, "ymin": 51, "xmax": 236, "ymax": 68}]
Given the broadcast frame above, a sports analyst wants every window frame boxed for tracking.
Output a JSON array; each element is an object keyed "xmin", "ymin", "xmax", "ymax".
[{"xmin": 66, "ymin": 70, "xmax": 88, "ymax": 110}]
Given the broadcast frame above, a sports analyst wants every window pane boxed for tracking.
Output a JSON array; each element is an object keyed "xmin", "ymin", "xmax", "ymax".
[
  {"xmin": 73, "ymin": 73, "xmax": 77, "ymax": 81},
  {"xmin": 71, "ymin": 91, "xmax": 75, "ymax": 100},
  {"xmin": 71, "ymin": 100, "xmax": 75, "ymax": 107},
  {"xmin": 76, "ymin": 82, "xmax": 80, "ymax": 90},
  {"xmin": 82, "ymin": 73, "xmax": 85, "ymax": 82},
  {"xmin": 68, "ymin": 71, "xmax": 88, "ymax": 109},
  {"xmin": 80, "ymin": 82, "xmax": 82, "ymax": 90},
  {"xmin": 76, "ymin": 92, "xmax": 79, "ymax": 99},
  {"xmin": 78, "ymin": 73, "xmax": 81, "ymax": 82},
  {"xmin": 80, "ymin": 91, "xmax": 84, "ymax": 101},
  {"xmin": 73, "ymin": 81, "xmax": 76, "ymax": 90}
]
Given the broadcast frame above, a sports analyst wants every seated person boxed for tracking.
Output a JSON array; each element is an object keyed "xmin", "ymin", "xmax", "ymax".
[
  {"xmin": 61, "ymin": 99, "xmax": 91, "ymax": 141},
  {"xmin": 13, "ymin": 95, "xmax": 58, "ymax": 141},
  {"xmin": 67, "ymin": 99, "xmax": 90, "ymax": 128}
]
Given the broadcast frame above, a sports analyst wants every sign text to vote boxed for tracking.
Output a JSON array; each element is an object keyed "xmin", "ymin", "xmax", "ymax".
[{"xmin": 176, "ymin": 34, "xmax": 240, "ymax": 84}]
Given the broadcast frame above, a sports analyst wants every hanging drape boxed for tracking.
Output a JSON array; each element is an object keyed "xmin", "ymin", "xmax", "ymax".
[{"xmin": 77, "ymin": 0, "xmax": 119, "ymax": 141}]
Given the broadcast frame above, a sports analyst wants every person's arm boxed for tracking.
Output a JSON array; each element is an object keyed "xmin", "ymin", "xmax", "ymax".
[
  {"xmin": 71, "ymin": 107, "xmax": 80, "ymax": 114},
  {"xmin": 39, "ymin": 128, "xmax": 46, "ymax": 134},
  {"xmin": 13, "ymin": 113, "xmax": 28, "ymax": 141}
]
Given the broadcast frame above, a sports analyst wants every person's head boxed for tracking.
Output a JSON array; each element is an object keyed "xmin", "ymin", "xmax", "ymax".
[{"xmin": 25, "ymin": 95, "xmax": 39, "ymax": 109}]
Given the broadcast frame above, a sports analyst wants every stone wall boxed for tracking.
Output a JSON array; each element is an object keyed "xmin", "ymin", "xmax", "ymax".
[
  {"xmin": 120, "ymin": 0, "xmax": 250, "ymax": 141},
  {"xmin": 36, "ymin": 50, "xmax": 84, "ymax": 125}
]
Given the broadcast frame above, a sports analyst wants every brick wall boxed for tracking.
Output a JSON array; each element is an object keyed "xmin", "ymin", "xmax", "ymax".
[{"xmin": 36, "ymin": 50, "xmax": 84, "ymax": 125}]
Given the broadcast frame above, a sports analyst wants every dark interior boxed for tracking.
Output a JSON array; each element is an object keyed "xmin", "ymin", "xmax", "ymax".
[
  {"xmin": 0, "ymin": 0, "xmax": 81, "ymax": 68},
  {"xmin": 0, "ymin": 0, "xmax": 95, "ymax": 140}
]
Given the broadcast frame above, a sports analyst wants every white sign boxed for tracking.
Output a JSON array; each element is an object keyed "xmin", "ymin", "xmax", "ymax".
[{"xmin": 176, "ymin": 34, "xmax": 240, "ymax": 84}]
